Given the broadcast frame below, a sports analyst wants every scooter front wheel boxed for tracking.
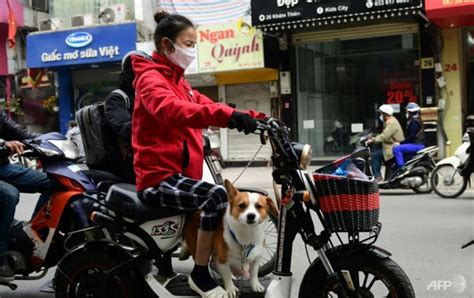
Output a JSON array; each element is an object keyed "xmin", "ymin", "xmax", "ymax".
[
  {"xmin": 431, "ymin": 164, "xmax": 468, "ymax": 198},
  {"xmin": 299, "ymin": 254, "xmax": 414, "ymax": 297}
]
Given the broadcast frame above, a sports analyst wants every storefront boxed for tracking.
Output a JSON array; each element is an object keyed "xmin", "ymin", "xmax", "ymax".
[
  {"xmin": 26, "ymin": 22, "xmax": 137, "ymax": 133},
  {"xmin": 426, "ymin": 0, "xmax": 474, "ymax": 151},
  {"xmin": 1, "ymin": 0, "xmax": 24, "ymax": 122},
  {"xmin": 192, "ymin": 20, "xmax": 279, "ymax": 162},
  {"xmin": 251, "ymin": 0, "xmax": 429, "ymax": 158}
]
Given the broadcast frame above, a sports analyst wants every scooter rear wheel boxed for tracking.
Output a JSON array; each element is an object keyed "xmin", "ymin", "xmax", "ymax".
[
  {"xmin": 54, "ymin": 248, "xmax": 142, "ymax": 298},
  {"xmin": 256, "ymin": 212, "xmax": 278, "ymax": 276},
  {"xmin": 431, "ymin": 165, "xmax": 468, "ymax": 198},
  {"xmin": 411, "ymin": 164, "xmax": 434, "ymax": 194}
]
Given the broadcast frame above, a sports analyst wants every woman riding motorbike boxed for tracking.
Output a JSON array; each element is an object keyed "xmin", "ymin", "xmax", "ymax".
[{"xmin": 131, "ymin": 11, "xmax": 264, "ymax": 297}]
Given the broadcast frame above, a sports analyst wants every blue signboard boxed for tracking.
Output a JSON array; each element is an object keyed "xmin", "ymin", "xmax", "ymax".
[{"xmin": 27, "ymin": 22, "xmax": 137, "ymax": 68}]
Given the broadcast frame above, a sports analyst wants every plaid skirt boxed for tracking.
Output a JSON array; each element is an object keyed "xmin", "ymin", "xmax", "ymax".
[{"xmin": 141, "ymin": 174, "xmax": 228, "ymax": 231}]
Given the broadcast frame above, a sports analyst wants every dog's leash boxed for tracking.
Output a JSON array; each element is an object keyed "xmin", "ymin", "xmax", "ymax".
[{"xmin": 232, "ymin": 144, "xmax": 265, "ymax": 184}]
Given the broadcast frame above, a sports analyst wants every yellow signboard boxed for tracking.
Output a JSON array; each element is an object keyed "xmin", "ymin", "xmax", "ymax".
[{"xmin": 197, "ymin": 20, "xmax": 265, "ymax": 73}]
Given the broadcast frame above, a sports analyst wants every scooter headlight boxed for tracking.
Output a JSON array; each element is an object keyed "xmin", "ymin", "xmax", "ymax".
[{"xmin": 293, "ymin": 143, "xmax": 312, "ymax": 169}]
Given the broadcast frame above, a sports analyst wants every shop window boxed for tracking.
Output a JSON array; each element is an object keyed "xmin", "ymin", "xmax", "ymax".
[
  {"xmin": 298, "ymin": 47, "xmax": 315, "ymax": 93},
  {"xmin": 296, "ymin": 33, "xmax": 420, "ymax": 157}
]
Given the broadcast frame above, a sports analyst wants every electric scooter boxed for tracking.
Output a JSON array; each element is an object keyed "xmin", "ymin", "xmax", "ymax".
[{"xmin": 53, "ymin": 118, "xmax": 415, "ymax": 297}]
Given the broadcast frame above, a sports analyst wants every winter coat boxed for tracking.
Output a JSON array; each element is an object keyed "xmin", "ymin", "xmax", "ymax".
[
  {"xmin": 401, "ymin": 116, "xmax": 425, "ymax": 145},
  {"xmin": 103, "ymin": 89, "xmax": 135, "ymax": 183},
  {"xmin": 374, "ymin": 116, "xmax": 405, "ymax": 161},
  {"xmin": 131, "ymin": 52, "xmax": 263, "ymax": 191}
]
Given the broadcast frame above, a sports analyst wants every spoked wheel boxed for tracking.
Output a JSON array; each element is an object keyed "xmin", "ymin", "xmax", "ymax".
[
  {"xmin": 431, "ymin": 165, "xmax": 468, "ymax": 198},
  {"xmin": 411, "ymin": 165, "xmax": 434, "ymax": 194},
  {"xmin": 299, "ymin": 255, "xmax": 415, "ymax": 297},
  {"xmin": 55, "ymin": 249, "xmax": 142, "ymax": 298},
  {"xmin": 257, "ymin": 213, "xmax": 278, "ymax": 276}
]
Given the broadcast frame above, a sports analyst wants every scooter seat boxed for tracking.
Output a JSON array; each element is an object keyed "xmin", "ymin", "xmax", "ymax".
[
  {"xmin": 417, "ymin": 146, "xmax": 437, "ymax": 154},
  {"xmin": 84, "ymin": 169, "xmax": 122, "ymax": 184},
  {"xmin": 105, "ymin": 183, "xmax": 183, "ymax": 222}
]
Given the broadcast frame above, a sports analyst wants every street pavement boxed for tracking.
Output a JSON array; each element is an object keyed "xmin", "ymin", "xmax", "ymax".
[{"xmin": 0, "ymin": 166, "xmax": 473, "ymax": 298}]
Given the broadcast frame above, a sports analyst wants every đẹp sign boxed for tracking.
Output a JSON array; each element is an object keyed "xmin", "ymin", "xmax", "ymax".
[{"xmin": 197, "ymin": 20, "xmax": 264, "ymax": 73}]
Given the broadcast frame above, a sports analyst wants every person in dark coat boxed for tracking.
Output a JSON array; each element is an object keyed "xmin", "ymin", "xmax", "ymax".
[
  {"xmin": 0, "ymin": 112, "xmax": 51, "ymax": 281},
  {"xmin": 392, "ymin": 103, "xmax": 425, "ymax": 172},
  {"xmin": 103, "ymin": 51, "xmax": 151, "ymax": 183}
]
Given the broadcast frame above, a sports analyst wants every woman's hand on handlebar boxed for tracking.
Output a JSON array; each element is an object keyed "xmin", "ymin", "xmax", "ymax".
[{"xmin": 228, "ymin": 112, "xmax": 258, "ymax": 134}]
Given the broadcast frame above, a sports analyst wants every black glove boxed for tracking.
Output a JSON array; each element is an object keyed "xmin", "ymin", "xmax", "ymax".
[{"xmin": 228, "ymin": 112, "xmax": 257, "ymax": 135}]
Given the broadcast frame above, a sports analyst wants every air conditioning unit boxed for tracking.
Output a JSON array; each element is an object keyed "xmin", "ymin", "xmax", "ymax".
[
  {"xmin": 38, "ymin": 18, "xmax": 65, "ymax": 31},
  {"xmin": 100, "ymin": 4, "xmax": 128, "ymax": 24},
  {"xmin": 71, "ymin": 14, "xmax": 97, "ymax": 27},
  {"xmin": 31, "ymin": 0, "xmax": 49, "ymax": 13}
]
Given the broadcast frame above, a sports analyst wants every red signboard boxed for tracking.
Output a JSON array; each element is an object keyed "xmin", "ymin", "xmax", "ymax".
[{"xmin": 426, "ymin": 0, "xmax": 474, "ymax": 28}]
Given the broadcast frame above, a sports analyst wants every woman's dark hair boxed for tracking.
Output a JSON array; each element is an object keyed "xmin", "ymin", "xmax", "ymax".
[{"xmin": 154, "ymin": 11, "xmax": 194, "ymax": 51}]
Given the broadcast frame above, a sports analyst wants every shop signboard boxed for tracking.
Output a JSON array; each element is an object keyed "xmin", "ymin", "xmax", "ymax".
[
  {"xmin": 426, "ymin": 0, "xmax": 474, "ymax": 27},
  {"xmin": 251, "ymin": 0, "xmax": 423, "ymax": 28},
  {"xmin": 27, "ymin": 22, "xmax": 137, "ymax": 68},
  {"xmin": 426, "ymin": 0, "xmax": 474, "ymax": 10},
  {"xmin": 197, "ymin": 21, "xmax": 264, "ymax": 73}
]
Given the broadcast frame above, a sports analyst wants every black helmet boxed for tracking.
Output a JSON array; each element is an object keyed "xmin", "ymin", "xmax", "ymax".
[
  {"xmin": 121, "ymin": 50, "xmax": 152, "ymax": 71},
  {"xmin": 119, "ymin": 50, "xmax": 151, "ymax": 95},
  {"xmin": 466, "ymin": 114, "xmax": 474, "ymax": 129}
]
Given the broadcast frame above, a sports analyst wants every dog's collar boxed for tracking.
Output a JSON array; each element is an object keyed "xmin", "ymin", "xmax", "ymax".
[{"xmin": 227, "ymin": 224, "xmax": 256, "ymax": 259}]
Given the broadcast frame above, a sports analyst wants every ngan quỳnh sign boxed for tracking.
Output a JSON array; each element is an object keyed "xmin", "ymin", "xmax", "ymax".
[{"xmin": 197, "ymin": 21, "xmax": 264, "ymax": 73}]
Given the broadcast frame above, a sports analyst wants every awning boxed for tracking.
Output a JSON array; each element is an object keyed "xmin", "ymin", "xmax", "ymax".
[
  {"xmin": 251, "ymin": 0, "xmax": 423, "ymax": 31},
  {"xmin": 426, "ymin": 0, "xmax": 474, "ymax": 28}
]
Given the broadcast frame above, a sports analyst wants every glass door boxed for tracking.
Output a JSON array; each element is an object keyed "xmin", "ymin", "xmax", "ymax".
[{"xmin": 465, "ymin": 29, "xmax": 474, "ymax": 118}]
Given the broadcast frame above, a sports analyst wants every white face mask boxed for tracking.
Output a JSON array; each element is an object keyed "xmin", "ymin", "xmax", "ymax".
[
  {"xmin": 379, "ymin": 115, "xmax": 384, "ymax": 122},
  {"xmin": 405, "ymin": 112, "xmax": 410, "ymax": 119},
  {"xmin": 166, "ymin": 42, "xmax": 196, "ymax": 70}
]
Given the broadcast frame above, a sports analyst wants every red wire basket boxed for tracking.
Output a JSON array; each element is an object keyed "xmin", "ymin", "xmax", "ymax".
[{"xmin": 313, "ymin": 173, "xmax": 380, "ymax": 232}]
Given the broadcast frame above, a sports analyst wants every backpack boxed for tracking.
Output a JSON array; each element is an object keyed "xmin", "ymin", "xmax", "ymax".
[
  {"xmin": 75, "ymin": 103, "xmax": 112, "ymax": 168},
  {"xmin": 75, "ymin": 89, "xmax": 130, "ymax": 169}
]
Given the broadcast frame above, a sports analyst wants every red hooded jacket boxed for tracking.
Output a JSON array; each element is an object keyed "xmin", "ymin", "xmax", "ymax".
[{"xmin": 132, "ymin": 52, "xmax": 262, "ymax": 191}]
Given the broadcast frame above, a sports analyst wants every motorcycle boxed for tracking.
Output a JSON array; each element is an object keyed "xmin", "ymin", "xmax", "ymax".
[
  {"xmin": 0, "ymin": 132, "xmax": 98, "ymax": 291},
  {"xmin": 357, "ymin": 134, "xmax": 438, "ymax": 193},
  {"xmin": 54, "ymin": 118, "xmax": 414, "ymax": 297},
  {"xmin": 324, "ymin": 120, "xmax": 349, "ymax": 155},
  {"xmin": 431, "ymin": 128, "xmax": 474, "ymax": 198}
]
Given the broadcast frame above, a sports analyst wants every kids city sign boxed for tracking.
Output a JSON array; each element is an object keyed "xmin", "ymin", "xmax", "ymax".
[
  {"xmin": 27, "ymin": 23, "xmax": 136, "ymax": 68},
  {"xmin": 197, "ymin": 21, "xmax": 264, "ymax": 73}
]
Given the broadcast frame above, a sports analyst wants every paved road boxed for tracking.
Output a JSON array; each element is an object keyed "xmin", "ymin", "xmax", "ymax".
[{"xmin": 1, "ymin": 166, "xmax": 473, "ymax": 297}]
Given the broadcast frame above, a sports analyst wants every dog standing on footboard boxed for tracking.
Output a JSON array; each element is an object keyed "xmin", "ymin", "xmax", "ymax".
[{"xmin": 184, "ymin": 179, "xmax": 279, "ymax": 298}]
